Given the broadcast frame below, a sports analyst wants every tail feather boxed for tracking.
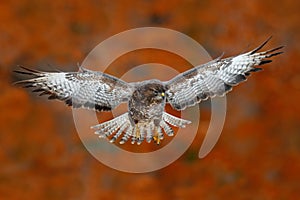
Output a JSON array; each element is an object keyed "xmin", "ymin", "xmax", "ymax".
[
  {"xmin": 91, "ymin": 113, "xmax": 130, "ymax": 138},
  {"xmin": 91, "ymin": 112, "xmax": 191, "ymax": 145},
  {"xmin": 157, "ymin": 126, "xmax": 164, "ymax": 140},
  {"xmin": 160, "ymin": 120, "xmax": 174, "ymax": 136},
  {"xmin": 131, "ymin": 135, "xmax": 137, "ymax": 145},
  {"xmin": 146, "ymin": 125, "xmax": 153, "ymax": 143},
  {"xmin": 137, "ymin": 126, "xmax": 146, "ymax": 145},
  {"xmin": 109, "ymin": 123, "xmax": 129, "ymax": 143},
  {"xmin": 119, "ymin": 126, "xmax": 133, "ymax": 144},
  {"xmin": 250, "ymin": 36, "xmax": 272, "ymax": 55},
  {"xmin": 162, "ymin": 112, "xmax": 191, "ymax": 128}
]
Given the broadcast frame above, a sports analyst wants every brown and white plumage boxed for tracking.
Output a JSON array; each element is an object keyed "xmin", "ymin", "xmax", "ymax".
[
  {"xmin": 166, "ymin": 37, "xmax": 283, "ymax": 110},
  {"xmin": 14, "ymin": 37, "xmax": 283, "ymax": 145},
  {"xmin": 15, "ymin": 67, "xmax": 134, "ymax": 111}
]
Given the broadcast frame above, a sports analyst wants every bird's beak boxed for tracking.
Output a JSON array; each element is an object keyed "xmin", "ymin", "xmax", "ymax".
[{"xmin": 161, "ymin": 92, "xmax": 165, "ymax": 97}]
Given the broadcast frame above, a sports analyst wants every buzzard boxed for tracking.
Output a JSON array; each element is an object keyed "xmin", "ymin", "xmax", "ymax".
[{"xmin": 14, "ymin": 38, "xmax": 283, "ymax": 145}]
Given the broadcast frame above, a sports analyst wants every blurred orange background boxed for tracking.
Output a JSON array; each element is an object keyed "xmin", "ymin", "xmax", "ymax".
[{"xmin": 1, "ymin": 0, "xmax": 299, "ymax": 199}]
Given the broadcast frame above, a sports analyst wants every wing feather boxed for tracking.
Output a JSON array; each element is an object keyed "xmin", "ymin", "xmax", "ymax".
[
  {"xmin": 166, "ymin": 38, "xmax": 283, "ymax": 110},
  {"xmin": 14, "ymin": 66, "xmax": 134, "ymax": 111}
]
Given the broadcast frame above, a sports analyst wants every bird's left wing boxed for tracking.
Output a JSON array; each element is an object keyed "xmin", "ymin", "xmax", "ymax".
[
  {"xmin": 165, "ymin": 38, "xmax": 283, "ymax": 110},
  {"xmin": 14, "ymin": 67, "xmax": 134, "ymax": 111}
]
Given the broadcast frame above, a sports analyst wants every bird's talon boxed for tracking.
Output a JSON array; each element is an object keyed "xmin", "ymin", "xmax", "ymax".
[{"xmin": 153, "ymin": 136, "xmax": 161, "ymax": 145}]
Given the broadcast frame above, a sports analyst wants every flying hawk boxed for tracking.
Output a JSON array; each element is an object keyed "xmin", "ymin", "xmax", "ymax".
[{"xmin": 14, "ymin": 38, "xmax": 283, "ymax": 145}]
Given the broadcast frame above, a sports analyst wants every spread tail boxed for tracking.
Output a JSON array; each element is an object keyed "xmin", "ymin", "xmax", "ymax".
[{"xmin": 91, "ymin": 112, "xmax": 191, "ymax": 145}]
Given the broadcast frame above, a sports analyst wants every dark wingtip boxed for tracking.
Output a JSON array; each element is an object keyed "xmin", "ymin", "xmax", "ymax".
[
  {"xmin": 259, "ymin": 60, "xmax": 272, "ymax": 65},
  {"xmin": 250, "ymin": 67, "xmax": 263, "ymax": 72},
  {"xmin": 32, "ymin": 88, "xmax": 44, "ymax": 93},
  {"xmin": 250, "ymin": 36, "xmax": 273, "ymax": 55},
  {"xmin": 13, "ymin": 66, "xmax": 45, "ymax": 85},
  {"xmin": 13, "ymin": 70, "xmax": 33, "ymax": 76},
  {"xmin": 48, "ymin": 94, "xmax": 58, "ymax": 100},
  {"xmin": 265, "ymin": 45, "xmax": 285, "ymax": 54},
  {"xmin": 23, "ymin": 84, "xmax": 35, "ymax": 88},
  {"xmin": 13, "ymin": 80, "xmax": 33, "ymax": 86},
  {"xmin": 266, "ymin": 51, "xmax": 284, "ymax": 58},
  {"xmin": 13, "ymin": 66, "xmax": 43, "ymax": 76},
  {"xmin": 16, "ymin": 65, "xmax": 41, "ymax": 73},
  {"xmin": 39, "ymin": 91, "xmax": 51, "ymax": 96}
]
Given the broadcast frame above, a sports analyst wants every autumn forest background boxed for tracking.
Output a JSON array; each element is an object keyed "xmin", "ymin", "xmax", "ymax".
[{"xmin": 1, "ymin": 0, "xmax": 300, "ymax": 199}]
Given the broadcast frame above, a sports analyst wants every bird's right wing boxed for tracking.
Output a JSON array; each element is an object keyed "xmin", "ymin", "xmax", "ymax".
[{"xmin": 14, "ymin": 67, "xmax": 134, "ymax": 111}]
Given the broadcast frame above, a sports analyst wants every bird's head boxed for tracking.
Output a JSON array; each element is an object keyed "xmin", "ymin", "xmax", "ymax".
[
  {"xmin": 150, "ymin": 86, "xmax": 166, "ymax": 103},
  {"xmin": 136, "ymin": 81, "xmax": 166, "ymax": 105}
]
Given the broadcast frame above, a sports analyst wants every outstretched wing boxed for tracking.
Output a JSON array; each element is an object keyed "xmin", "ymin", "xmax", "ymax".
[
  {"xmin": 14, "ymin": 67, "xmax": 134, "ymax": 111},
  {"xmin": 166, "ymin": 37, "xmax": 283, "ymax": 110}
]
